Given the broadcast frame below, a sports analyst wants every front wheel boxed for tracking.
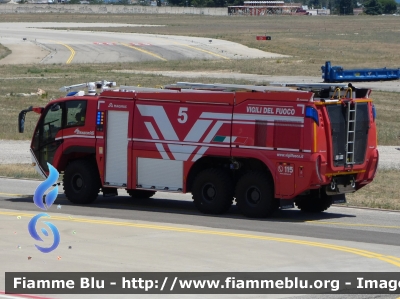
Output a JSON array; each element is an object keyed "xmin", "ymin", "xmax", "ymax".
[
  {"xmin": 63, "ymin": 159, "xmax": 100, "ymax": 204},
  {"xmin": 235, "ymin": 171, "xmax": 277, "ymax": 218},
  {"xmin": 192, "ymin": 168, "xmax": 233, "ymax": 214}
]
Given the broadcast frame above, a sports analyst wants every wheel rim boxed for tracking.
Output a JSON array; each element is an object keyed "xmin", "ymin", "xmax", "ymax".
[
  {"xmin": 202, "ymin": 183, "xmax": 216, "ymax": 202},
  {"xmin": 71, "ymin": 173, "xmax": 84, "ymax": 192},
  {"xmin": 245, "ymin": 186, "xmax": 261, "ymax": 206}
]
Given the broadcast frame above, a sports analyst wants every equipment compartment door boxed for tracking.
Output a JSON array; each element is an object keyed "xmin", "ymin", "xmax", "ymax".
[
  {"xmin": 275, "ymin": 162, "xmax": 295, "ymax": 196},
  {"xmin": 105, "ymin": 110, "xmax": 129, "ymax": 186}
]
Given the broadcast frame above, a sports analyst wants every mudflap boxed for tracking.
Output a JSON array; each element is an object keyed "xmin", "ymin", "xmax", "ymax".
[
  {"xmin": 331, "ymin": 193, "xmax": 346, "ymax": 204},
  {"xmin": 280, "ymin": 199, "xmax": 294, "ymax": 209},
  {"xmin": 102, "ymin": 187, "xmax": 118, "ymax": 197}
]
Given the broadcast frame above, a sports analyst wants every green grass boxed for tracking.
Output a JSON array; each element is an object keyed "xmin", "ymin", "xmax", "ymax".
[
  {"xmin": 346, "ymin": 169, "xmax": 400, "ymax": 210},
  {"xmin": 0, "ymin": 164, "xmax": 42, "ymax": 180},
  {"xmin": 371, "ymin": 91, "xmax": 400, "ymax": 145}
]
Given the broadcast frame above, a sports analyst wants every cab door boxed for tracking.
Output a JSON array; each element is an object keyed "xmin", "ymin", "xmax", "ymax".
[
  {"xmin": 32, "ymin": 100, "xmax": 89, "ymax": 174},
  {"xmin": 31, "ymin": 103, "xmax": 64, "ymax": 173}
]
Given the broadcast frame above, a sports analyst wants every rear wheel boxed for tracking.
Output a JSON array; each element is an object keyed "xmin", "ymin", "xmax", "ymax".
[
  {"xmin": 295, "ymin": 189, "xmax": 332, "ymax": 213},
  {"xmin": 127, "ymin": 189, "xmax": 156, "ymax": 199},
  {"xmin": 235, "ymin": 171, "xmax": 277, "ymax": 218},
  {"xmin": 63, "ymin": 159, "xmax": 101, "ymax": 204},
  {"xmin": 192, "ymin": 168, "xmax": 233, "ymax": 214}
]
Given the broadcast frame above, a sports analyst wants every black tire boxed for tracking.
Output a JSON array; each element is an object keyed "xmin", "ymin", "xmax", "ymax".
[
  {"xmin": 127, "ymin": 189, "xmax": 156, "ymax": 199},
  {"xmin": 63, "ymin": 159, "xmax": 101, "ymax": 204},
  {"xmin": 235, "ymin": 171, "xmax": 277, "ymax": 218},
  {"xmin": 295, "ymin": 189, "xmax": 332, "ymax": 213},
  {"xmin": 192, "ymin": 168, "xmax": 233, "ymax": 214}
]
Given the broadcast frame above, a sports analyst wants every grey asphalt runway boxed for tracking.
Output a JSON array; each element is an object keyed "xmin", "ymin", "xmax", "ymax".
[
  {"xmin": 0, "ymin": 22, "xmax": 287, "ymax": 65},
  {"xmin": 0, "ymin": 178, "xmax": 400, "ymax": 299}
]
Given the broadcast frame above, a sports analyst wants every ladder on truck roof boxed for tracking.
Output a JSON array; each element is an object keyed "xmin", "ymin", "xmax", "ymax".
[
  {"xmin": 346, "ymin": 101, "xmax": 357, "ymax": 165},
  {"xmin": 164, "ymin": 82, "xmax": 308, "ymax": 93}
]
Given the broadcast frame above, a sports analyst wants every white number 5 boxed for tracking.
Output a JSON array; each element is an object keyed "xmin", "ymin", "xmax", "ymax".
[{"xmin": 178, "ymin": 107, "xmax": 188, "ymax": 123}]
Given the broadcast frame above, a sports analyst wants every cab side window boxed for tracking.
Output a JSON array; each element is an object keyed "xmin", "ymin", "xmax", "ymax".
[
  {"xmin": 66, "ymin": 100, "xmax": 87, "ymax": 127},
  {"xmin": 41, "ymin": 104, "xmax": 63, "ymax": 144}
]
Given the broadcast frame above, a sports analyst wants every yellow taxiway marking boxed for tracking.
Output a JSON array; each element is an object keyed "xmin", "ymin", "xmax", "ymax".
[
  {"xmin": 172, "ymin": 41, "xmax": 230, "ymax": 60},
  {"xmin": 306, "ymin": 220, "xmax": 400, "ymax": 229},
  {"xmin": 0, "ymin": 192, "xmax": 31, "ymax": 198},
  {"xmin": 58, "ymin": 42, "xmax": 75, "ymax": 64},
  {"xmin": 120, "ymin": 43, "xmax": 167, "ymax": 61},
  {"xmin": 1, "ymin": 210, "xmax": 399, "ymax": 268}
]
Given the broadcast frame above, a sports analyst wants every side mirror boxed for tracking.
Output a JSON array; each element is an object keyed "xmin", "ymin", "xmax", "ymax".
[{"xmin": 18, "ymin": 106, "xmax": 33, "ymax": 133}]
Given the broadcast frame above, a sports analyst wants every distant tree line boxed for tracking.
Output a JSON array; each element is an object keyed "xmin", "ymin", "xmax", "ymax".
[
  {"xmin": 364, "ymin": 0, "xmax": 398, "ymax": 14},
  {"xmin": 304, "ymin": 0, "xmax": 398, "ymax": 14}
]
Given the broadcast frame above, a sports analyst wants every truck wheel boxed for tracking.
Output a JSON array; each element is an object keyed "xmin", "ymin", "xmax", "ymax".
[
  {"xmin": 192, "ymin": 168, "xmax": 233, "ymax": 214},
  {"xmin": 295, "ymin": 190, "xmax": 332, "ymax": 213},
  {"xmin": 63, "ymin": 159, "xmax": 100, "ymax": 204},
  {"xmin": 235, "ymin": 171, "xmax": 276, "ymax": 218},
  {"xmin": 127, "ymin": 190, "xmax": 156, "ymax": 199}
]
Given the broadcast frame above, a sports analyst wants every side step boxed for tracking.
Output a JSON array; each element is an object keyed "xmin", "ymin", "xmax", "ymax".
[
  {"xmin": 280, "ymin": 199, "xmax": 294, "ymax": 209},
  {"xmin": 102, "ymin": 187, "xmax": 118, "ymax": 197}
]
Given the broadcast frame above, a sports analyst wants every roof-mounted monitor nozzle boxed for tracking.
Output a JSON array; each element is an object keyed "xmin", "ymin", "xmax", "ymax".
[{"xmin": 59, "ymin": 80, "xmax": 117, "ymax": 96}]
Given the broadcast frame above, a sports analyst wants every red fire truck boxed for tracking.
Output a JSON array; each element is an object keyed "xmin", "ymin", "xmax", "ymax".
[{"xmin": 18, "ymin": 81, "xmax": 379, "ymax": 218}]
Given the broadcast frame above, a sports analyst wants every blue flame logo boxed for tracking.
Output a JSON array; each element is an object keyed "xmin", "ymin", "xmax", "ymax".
[{"xmin": 28, "ymin": 163, "xmax": 60, "ymax": 253}]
